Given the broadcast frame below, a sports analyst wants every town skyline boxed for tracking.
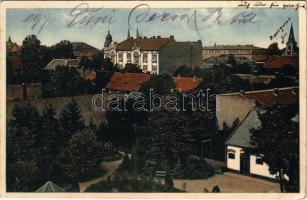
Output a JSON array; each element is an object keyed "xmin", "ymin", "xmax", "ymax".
[{"xmin": 6, "ymin": 7, "xmax": 298, "ymax": 49}]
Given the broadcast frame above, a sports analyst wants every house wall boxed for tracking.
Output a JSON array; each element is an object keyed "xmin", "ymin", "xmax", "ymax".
[
  {"xmin": 159, "ymin": 40, "xmax": 202, "ymax": 75},
  {"xmin": 250, "ymin": 155, "xmax": 277, "ymax": 179},
  {"xmin": 216, "ymin": 94, "xmax": 256, "ymax": 129},
  {"xmin": 226, "ymin": 146, "xmax": 242, "ymax": 171}
]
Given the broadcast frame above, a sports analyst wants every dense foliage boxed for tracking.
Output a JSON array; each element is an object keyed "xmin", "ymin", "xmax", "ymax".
[{"xmin": 250, "ymin": 105, "xmax": 299, "ymax": 192}]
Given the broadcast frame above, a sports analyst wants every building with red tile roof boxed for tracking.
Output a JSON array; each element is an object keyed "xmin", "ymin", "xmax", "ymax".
[
  {"xmin": 172, "ymin": 76, "xmax": 203, "ymax": 92},
  {"xmin": 106, "ymin": 72, "xmax": 203, "ymax": 93},
  {"xmin": 216, "ymin": 87, "xmax": 298, "ymax": 129},
  {"xmin": 103, "ymin": 30, "xmax": 202, "ymax": 75},
  {"xmin": 106, "ymin": 72, "xmax": 151, "ymax": 92}
]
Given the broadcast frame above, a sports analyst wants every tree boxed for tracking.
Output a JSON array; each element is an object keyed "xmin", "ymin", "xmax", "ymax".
[
  {"xmin": 92, "ymin": 51, "xmax": 104, "ymax": 71},
  {"xmin": 58, "ymin": 99, "xmax": 85, "ymax": 146},
  {"xmin": 250, "ymin": 105, "xmax": 299, "ymax": 192},
  {"xmin": 43, "ymin": 66, "xmax": 94, "ymax": 98},
  {"xmin": 61, "ymin": 128, "xmax": 105, "ymax": 182},
  {"xmin": 266, "ymin": 42, "xmax": 283, "ymax": 56},
  {"xmin": 39, "ymin": 104, "xmax": 61, "ymax": 180},
  {"xmin": 51, "ymin": 40, "xmax": 75, "ymax": 59},
  {"xmin": 21, "ymin": 35, "xmax": 51, "ymax": 83},
  {"xmin": 122, "ymin": 63, "xmax": 142, "ymax": 73},
  {"xmin": 173, "ymin": 65, "xmax": 193, "ymax": 77},
  {"xmin": 139, "ymin": 74, "xmax": 175, "ymax": 95},
  {"xmin": 6, "ymin": 104, "xmax": 44, "ymax": 191},
  {"xmin": 227, "ymin": 54, "xmax": 237, "ymax": 68},
  {"xmin": 79, "ymin": 57, "xmax": 92, "ymax": 70}
]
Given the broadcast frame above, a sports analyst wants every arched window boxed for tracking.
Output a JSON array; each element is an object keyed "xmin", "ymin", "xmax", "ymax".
[
  {"xmin": 143, "ymin": 53, "xmax": 148, "ymax": 63},
  {"xmin": 152, "ymin": 53, "xmax": 157, "ymax": 63},
  {"xmin": 127, "ymin": 53, "xmax": 131, "ymax": 63},
  {"xmin": 228, "ymin": 152, "xmax": 235, "ymax": 159},
  {"xmin": 118, "ymin": 53, "xmax": 123, "ymax": 62},
  {"xmin": 110, "ymin": 51, "xmax": 116, "ymax": 64},
  {"xmin": 133, "ymin": 52, "xmax": 139, "ymax": 64}
]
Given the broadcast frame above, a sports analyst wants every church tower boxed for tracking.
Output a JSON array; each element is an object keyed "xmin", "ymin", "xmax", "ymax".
[
  {"xmin": 104, "ymin": 30, "xmax": 113, "ymax": 48},
  {"xmin": 285, "ymin": 23, "xmax": 297, "ymax": 56}
]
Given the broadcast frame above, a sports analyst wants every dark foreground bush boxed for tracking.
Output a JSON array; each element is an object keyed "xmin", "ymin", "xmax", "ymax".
[
  {"xmin": 85, "ymin": 174, "xmax": 184, "ymax": 192},
  {"xmin": 170, "ymin": 156, "xmax": 214, "ymax": 179}
]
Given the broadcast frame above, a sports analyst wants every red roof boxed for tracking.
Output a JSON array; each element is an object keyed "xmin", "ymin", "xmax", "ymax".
[
  {"xmin": 106, "ymin": 72, "xmax": 150, "ymax": 92},
  {"xmin": 172, "ymin": 76, "xmax": 203, "ymax": 92},
  {"xmin": 116, "ymin": 37, "xmax": 170, "ymax": 51},
  {"xmin": 244, "ymin": 87, "xmax": 298, "ymax": 107},
  {"xmin": 263, "ymin": 56, "xmax": 298, "ymax": 69}
]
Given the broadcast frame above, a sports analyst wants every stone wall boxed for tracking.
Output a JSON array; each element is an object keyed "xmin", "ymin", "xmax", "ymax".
[
  {"xmin": 6, "ymin": 93, "xmax": 124, "ymax": 126},
  {"xmin": 7, "ymin": 83, "xmax": 42, "ymax": 100}
]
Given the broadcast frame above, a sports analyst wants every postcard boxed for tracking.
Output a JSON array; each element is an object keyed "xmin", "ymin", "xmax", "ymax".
[{"xmin": 0, "ymin": 1, "xmax": 306, "ymax": 199}]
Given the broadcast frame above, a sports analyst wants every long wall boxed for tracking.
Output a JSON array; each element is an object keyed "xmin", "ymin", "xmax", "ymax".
[{"xmin": 6, "ymin": 93, "xmax": 123, "ymax": 126}]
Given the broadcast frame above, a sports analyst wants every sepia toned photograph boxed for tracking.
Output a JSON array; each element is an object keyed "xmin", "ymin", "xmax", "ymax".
[{"xmin": 0, "ymin": 1, "xmax": 306, "ymax": 198}]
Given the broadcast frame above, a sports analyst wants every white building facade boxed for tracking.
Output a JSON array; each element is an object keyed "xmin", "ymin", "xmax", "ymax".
[
  {"xmin": 103, "ymin": 31, "xmax": 202, "ymax": 75},
  {"xmin": 225, "ymin": 109, "xmax": 279, "ymax": 179}
]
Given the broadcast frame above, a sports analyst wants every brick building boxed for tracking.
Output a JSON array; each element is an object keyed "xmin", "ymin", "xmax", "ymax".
[{"xmin": 202, "ymin": 45, "xmax": 268, "ymax": 62}]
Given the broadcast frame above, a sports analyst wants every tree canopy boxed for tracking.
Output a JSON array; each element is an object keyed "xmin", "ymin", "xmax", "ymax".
[{"xmin": 250, "ymin": 105, "xmax": 299, "ymax": 192}]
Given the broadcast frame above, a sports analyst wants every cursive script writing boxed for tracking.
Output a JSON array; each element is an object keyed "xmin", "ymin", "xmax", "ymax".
[
  {"xmin": 68, "ymin": 3, "xmax": 116, "ymax": 28},
  {"xmin": 128, "ymin": 4, "xmax": 259, "ymax": 39},
  {"xmin": 22, "ymin": 13, "xmax": 49, "ymax": 34}
]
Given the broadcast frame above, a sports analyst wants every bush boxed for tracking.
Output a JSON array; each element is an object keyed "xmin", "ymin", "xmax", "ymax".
[{"xmin": 170, "ymin": 156, "xmax": 214, "ymax": 179}]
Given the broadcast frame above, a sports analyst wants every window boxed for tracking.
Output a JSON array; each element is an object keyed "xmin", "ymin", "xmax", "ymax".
[
  {"xmin": 143, "ymin": 65, "xmax": 148, "ymax": 72},
  {"xmin": 118, "ymin": 53, "xmax": 123, "ymax": 62},
  {"xmin": 143, "ymin": 53, "xmax": 148, "ymax": 63},
  {"xmin": 256, "ymin": 157, "xmax": 264, "ymax": 165},
  {"xmin": 228, "ymin": 152, "xmax": 235, "ymax": 159},
  {"xmin": 152, "ymin": 53, "xmax": 157, "ymax": 63},
  {"xmin": 127, "ymin": 53, "xmax": 131, "ymax": 63},
  {"xmin": 110, "ymin": 52, "xmax": 116, "ymax": 64},
  {"xmin": 152, "ymin": 65, "xmax": 157, "ymax": 73},
  {"xmin": 133, "ymin": 52, "xmax": 139, "ymax": 64}
]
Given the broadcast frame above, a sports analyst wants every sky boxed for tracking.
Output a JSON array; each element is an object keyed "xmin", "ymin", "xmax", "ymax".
[{"xmin": 6, "ymin": 6, "xmax": 299, "ymax": 49}]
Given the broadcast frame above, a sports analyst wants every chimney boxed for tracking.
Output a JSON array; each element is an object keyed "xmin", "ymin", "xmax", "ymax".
[
  {"xmin": 177, "ymin": 74, "xmax": 181, "ymax": 79},
  {"xmin": 170, "ymin": 35, "xmax": 174, "ymax": 40},
  {"xmin": 239, "ymin": 90, "xmax": 245, "ymax": 97},
  {"xmin": 193, "ymin": 76, "xmax": 196, "ymax": 81},
  {"xmin": 273, "ymin": 88, "xmax": 278, "ymax": 96}
]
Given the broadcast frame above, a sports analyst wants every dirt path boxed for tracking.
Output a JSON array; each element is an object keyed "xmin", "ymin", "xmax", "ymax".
[
  {"xmin": 173, "ymin": 172, "xmax": 279, "ymax": 193},
  {"xmin": 78, "ymin": 159, "xmax": 123, "ymax": 192}
]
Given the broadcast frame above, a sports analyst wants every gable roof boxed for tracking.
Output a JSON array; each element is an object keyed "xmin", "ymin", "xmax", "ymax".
[
  {"xmin": 263, "ymin": 56, "xmax": 298, "ymax": 69},
  {"xmin": 244, "ymin": 87, "xmax": 298, "ymax": 108},
  {"xmin": 106, "ymin": 72, "xmax": 151, "ymax": 92},
  {"xmin": 45, "ymin": 59, "xmax": 80, "ymax": 70},
  {"xmin": 36, "ymin": 181, "xmax": 65, "ymax": 192},
  {"xmin": 219, "ymin": 87, "xmax": 298, "ymax": 108},
  {"xmin": 7, "ymin": 42, "xmax": 21, "ymax": 53},
  {"xmin": 71, "ymin": 42, "xmax": 98, "ymax": 51},
  {"xmin": 172, "ymin": 76, "xmax": 203, "ymax": 92},
  {"xmin": 116, "ymin": 37, "xmax": 171, "ymax": 51},
  {"xmin": 226, "ymin": 109, "xmax": 262, "ymax": 148}
]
